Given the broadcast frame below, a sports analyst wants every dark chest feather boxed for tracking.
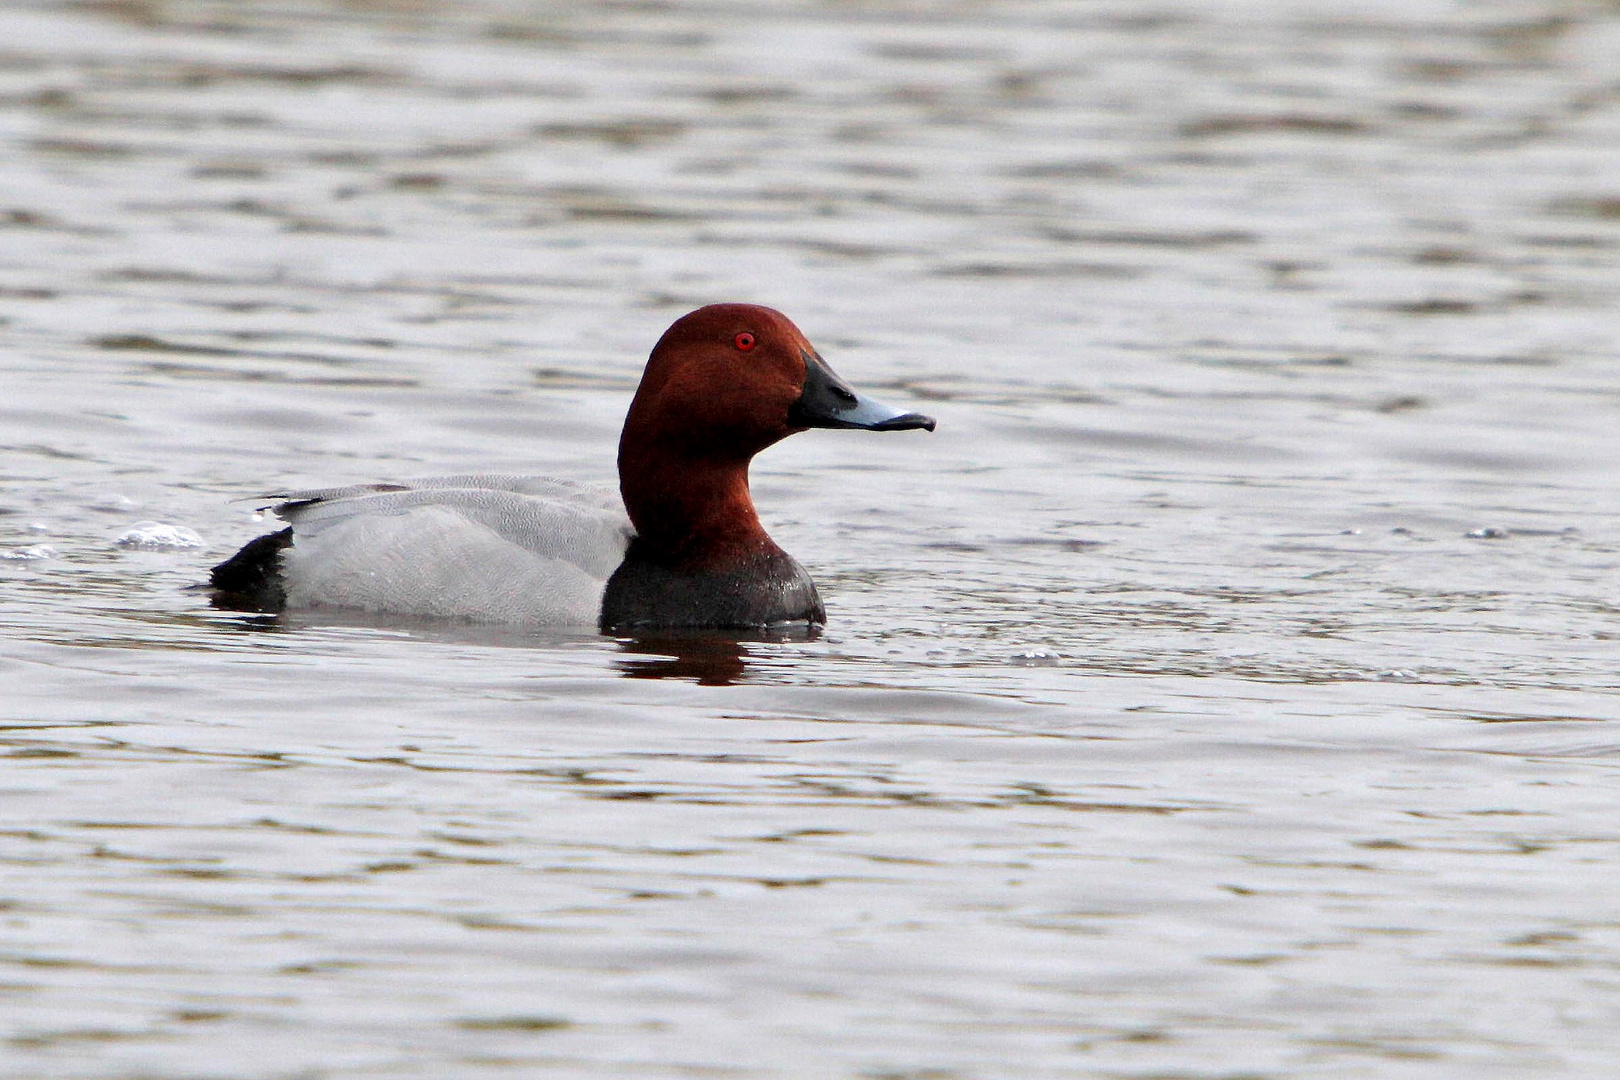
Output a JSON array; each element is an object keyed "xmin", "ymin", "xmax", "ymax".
[{"xmin": 599, "ymin": 539, "xmax": 825, "ymax": 632}]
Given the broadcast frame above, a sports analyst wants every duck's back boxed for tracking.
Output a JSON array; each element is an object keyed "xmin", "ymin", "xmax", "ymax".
[{"xmin": 222, "ymin": 475, "xmax": 633, "ymax": 624}]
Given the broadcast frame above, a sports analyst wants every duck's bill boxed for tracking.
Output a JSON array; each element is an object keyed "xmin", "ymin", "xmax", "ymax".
[{"xmin": 790, "ymin": 350, "xmax": 937, "ymax": 432}]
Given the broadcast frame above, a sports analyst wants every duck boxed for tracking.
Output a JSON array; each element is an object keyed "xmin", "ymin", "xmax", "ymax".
[{"xmin": 208, "ymin": 303, "xmax": 936, "ymax": 632}]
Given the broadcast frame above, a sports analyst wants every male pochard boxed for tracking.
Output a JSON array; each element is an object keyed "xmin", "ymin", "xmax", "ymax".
[{"xmin": 209, "ymin": 304, "xmax": 935, "ymax": 631}]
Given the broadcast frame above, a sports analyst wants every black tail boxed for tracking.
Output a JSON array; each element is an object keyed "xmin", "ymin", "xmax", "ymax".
[{"xmin": 208, "ymin": 527, "xmax": 293, "ymax": 612}]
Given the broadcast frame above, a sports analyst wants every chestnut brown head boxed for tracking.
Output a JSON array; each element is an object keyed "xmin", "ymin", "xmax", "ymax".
[{"xmin": 622, "ymin": 303, "xmax": 935, "ymax": 461}]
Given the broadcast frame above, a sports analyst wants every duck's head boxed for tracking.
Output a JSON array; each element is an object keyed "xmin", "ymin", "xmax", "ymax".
[{"xmin": 621, "ymin": 303, "xmax": 936, "ymax": 462}]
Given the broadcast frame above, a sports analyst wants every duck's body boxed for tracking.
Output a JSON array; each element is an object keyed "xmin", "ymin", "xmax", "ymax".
[
  {"xmin": 210, "ymin": 476, "xmax": 631, "ymax": 624},
  {"xmin": 209, "ymin": 304, "xmax": 934, "ymax": 631}
]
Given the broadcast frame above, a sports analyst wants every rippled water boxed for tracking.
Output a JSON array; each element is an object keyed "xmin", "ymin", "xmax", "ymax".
[{"xmin": 5, "ymin": 1, "xmax": 1620, "ymax": 1076}]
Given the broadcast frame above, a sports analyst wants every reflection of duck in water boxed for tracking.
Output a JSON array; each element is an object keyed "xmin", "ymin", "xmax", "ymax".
[
  {"xmin": 614, "ymin": 632, "xmax": 768, "ymax": 687},
  {"xmin": 209, "ymin": 304, "xmax": 934, "ymax": 632}
]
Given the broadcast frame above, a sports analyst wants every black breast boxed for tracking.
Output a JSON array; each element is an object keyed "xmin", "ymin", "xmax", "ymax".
[{"xmin": 599, "ymin": 539, "xmax": 825, "ymax": 632}]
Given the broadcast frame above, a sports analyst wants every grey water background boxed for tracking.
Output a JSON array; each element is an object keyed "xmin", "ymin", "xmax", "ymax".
[{"xmin": 4, "ymin": 0, "xmax": 1620, "ymax": 1076}]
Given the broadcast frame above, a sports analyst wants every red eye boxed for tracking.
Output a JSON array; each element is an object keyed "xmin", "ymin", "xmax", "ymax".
[{"xmin": 733, "ymin": 332, "xmax": 756, "ymax": 352}]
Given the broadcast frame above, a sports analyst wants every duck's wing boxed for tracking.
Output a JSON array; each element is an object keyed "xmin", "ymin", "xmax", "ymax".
[
  {"xmin": 267, "ymin": 474, "xmax": 623, "ymax": 514},
  {"xmin": 265, "ymin": 476, "xmax": 633, "ymax": 625}
]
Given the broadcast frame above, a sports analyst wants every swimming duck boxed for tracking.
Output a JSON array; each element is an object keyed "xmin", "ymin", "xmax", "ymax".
[{"xmin": 208, "ymin": 304, "xmax": 935, "ymax": 631}]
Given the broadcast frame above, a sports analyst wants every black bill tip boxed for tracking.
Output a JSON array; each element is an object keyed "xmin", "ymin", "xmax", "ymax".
[{"xmin": 870, "ymin": 412, "xmax": 937, "ymax": 432}]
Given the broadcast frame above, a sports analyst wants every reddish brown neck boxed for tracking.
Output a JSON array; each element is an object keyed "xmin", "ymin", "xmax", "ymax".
[{"xmin": 618, "ymin": 440, "xmax": 777, "ymax": 570}]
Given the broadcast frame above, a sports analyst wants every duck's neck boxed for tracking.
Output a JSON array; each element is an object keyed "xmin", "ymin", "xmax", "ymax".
[
  {"xmin": 618, "ymin": 443, "xmax": 778, "ymax": 569},
  {"xmin": 606, "ymin": 431, "xmax": 824, "ymax": 632}
]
